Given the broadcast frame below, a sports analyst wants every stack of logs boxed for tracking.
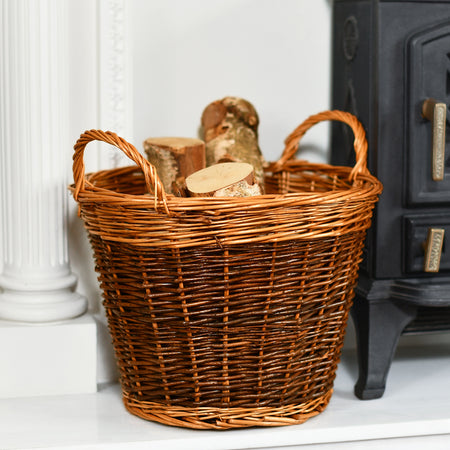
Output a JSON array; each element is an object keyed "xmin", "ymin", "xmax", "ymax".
[{"xmin": 143, "ymin": 97, "xmax": 266, "ymax": 198}]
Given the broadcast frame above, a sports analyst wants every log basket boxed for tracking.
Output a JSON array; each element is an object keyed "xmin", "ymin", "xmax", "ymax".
[{"xmin": 70, "ymin": 110, "xmax": 382, "ymax": 430}]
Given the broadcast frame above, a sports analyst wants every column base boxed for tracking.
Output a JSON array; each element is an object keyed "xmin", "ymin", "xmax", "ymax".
[
  {"xmin": 0, "ymin": 314, "xmax": 97, "ymax": 398},
  {"xmin": 0, "ymin": 291, "xmax": 88, "ymax": 323},
  {"xmin": 0, "ymin": 272, "xmax": 88, "ymax": 323}
]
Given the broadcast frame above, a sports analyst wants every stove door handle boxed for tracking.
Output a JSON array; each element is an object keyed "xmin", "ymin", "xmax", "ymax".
[
  {"xmin": 423, "ymin": 227, "xmax": 445, "ymax": 273},
  {"xmin": 422, "ymin": 98, "xmax": 446, "ymax": 181}
]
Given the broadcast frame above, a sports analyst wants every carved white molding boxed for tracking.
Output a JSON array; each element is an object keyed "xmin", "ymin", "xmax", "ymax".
[
  {"xmin": 0, "ymin": 0, "xmax": 87, "ymax": 322},
  {"xmin": 98, "ymin": 0, "xmax": 133, "ymax": 169}
]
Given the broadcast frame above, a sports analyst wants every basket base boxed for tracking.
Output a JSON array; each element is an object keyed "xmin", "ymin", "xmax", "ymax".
[{"xmin": 122, "ymin": 390, "xmax": 333, "ymax": 430}]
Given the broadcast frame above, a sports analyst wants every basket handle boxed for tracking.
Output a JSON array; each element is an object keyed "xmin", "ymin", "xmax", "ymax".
[
  {"xmin": 72, "ymin": 129, "xmax": 169, "ymax": 214},
  {"xmin": 274, "ymin": 110, "xmax": 369, "ymax": 181}
]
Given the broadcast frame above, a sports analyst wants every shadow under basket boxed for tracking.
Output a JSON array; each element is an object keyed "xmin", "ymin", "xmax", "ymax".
[{"xmin": 70, "ymin": 110, "xmax": 382, "ymax": 430}]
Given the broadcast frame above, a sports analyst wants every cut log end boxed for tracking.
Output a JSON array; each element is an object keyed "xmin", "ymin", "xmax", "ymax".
[
  {"xmin": 143, "ymin": 137, "xmax": 206, "ymax": 195},
  {"xmin": 144, "ymin": 137, "xmax": 204, "ymax": 154},
  {"xmin": 186, "ymin": 162, "xmax": 262, "ymax": 197}
]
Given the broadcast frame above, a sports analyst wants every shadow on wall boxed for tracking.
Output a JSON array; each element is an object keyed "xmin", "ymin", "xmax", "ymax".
[{"xmin": 67, "ymin": 203, "xmax": 102, "ymax": 313}]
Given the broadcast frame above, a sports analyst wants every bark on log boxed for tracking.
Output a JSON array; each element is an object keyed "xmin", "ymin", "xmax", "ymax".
[
  {"xmin": 186, "ymin": 162, "xmax": 261, "ymax": 197},
  {"xmin": 200, "ymin": 96, "xmax": 265, "ymax": 192},
  {"xmin": 143, "ymin": 137, "xmax": 205, "ymax": 195}
]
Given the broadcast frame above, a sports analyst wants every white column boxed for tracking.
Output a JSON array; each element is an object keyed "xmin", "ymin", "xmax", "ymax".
[
  {"xmin": 0, "ymin": 0, "xmax": 87, "ymax": 322},
  {"xmin": 0, "ymin": 0, "xmax": 96, "ymax": 398}
]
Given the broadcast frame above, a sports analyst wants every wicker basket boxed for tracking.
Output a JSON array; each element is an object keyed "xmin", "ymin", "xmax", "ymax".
[{"xmin": 70, "ymin": 110, "xmax": 382, "ymax": 430}]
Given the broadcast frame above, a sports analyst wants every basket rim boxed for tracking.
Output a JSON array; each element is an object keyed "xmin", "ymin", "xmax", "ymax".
[
  {"xmin": 69, "ymin": 162, "xmax": 382, "ymax": 213},
  {"xmin": 71, "ymin": 110, "xmax": 383, "ymax": 217}
]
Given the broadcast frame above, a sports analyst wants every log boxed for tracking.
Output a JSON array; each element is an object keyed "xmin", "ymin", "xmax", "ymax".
[
  {"xmin": 143, "ymin": 137, "xmax": 206, "ymax": 195},
  {"xmin": 200, "ymin": 96, "xmax": 265, "ymax": 192},
  {"xmin": 185, "ymin": 162, "xmax": 262, "ymax": 197}
]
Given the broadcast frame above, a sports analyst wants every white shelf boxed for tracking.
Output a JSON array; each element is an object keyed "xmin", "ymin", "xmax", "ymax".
[{"xmin": 1, "ymin": 341, "xmax": 450, "ymax": 450}]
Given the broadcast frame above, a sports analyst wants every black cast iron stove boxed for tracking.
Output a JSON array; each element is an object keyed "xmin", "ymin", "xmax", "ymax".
[{"xmin": 331, "ymin": 0, "xmax": 450, "ymax": 399}]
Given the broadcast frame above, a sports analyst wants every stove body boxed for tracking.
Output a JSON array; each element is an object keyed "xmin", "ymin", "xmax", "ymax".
[{"xmin": 331, "ymin": 0, "xmax": 450, "ymax": 399}]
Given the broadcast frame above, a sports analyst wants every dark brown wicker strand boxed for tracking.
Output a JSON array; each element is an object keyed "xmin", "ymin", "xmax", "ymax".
[{"xmin": 70, "ymin": 110, "xmax": 382, "ymax": 429}]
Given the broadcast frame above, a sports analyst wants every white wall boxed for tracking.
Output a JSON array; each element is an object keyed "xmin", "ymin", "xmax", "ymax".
[{"xmin": 131, "ymin": 0, "xmax": 332, "ymax": 163}]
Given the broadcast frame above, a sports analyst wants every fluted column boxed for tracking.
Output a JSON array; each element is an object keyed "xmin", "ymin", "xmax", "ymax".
[{"xmin": 0, "ymin": 0, "xmax": 87, "ymax": 322}]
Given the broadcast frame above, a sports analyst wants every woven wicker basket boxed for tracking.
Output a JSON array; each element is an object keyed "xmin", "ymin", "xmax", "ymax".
[{"xmin": 70, "ymin": 110, "xmax": 382, "ymax": 430}]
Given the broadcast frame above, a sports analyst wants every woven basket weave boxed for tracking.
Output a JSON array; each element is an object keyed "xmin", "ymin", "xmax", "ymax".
[{"xmin": 70, "ymin": 110, "xmax": 382, "ymax": 430}]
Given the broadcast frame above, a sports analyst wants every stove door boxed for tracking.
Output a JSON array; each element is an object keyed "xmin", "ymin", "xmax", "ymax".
[{"xmin": 407, "ymin": 21, "xmax": 450, "ymax": 205}]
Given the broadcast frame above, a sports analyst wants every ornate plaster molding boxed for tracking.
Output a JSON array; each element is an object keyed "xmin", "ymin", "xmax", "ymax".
[{"xmin": 98, "ymin": 0, "xmax": 133, "ymax": 169}]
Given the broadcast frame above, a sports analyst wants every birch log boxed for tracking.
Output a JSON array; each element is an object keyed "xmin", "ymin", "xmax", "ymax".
[
  {"xmin": 143, "ymin": 137, "xmax": 206, "ymax": 195},
  {"xmin": 200, "ymin": 97, "xmax": 265, "ymax": 192}
]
